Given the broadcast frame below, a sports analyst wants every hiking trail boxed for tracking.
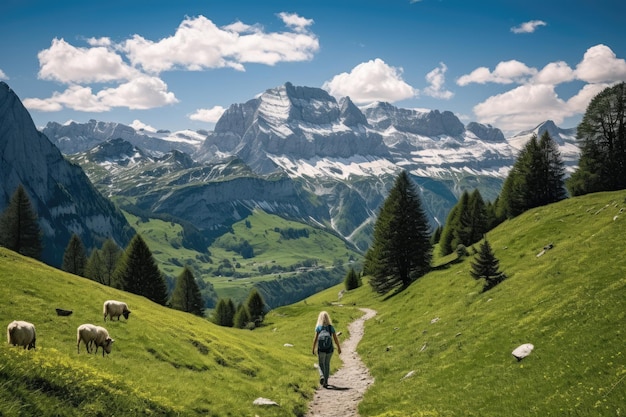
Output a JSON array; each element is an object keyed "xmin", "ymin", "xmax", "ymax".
[{"xmin": 305, "ymin": 308, "xmax": 377, "ymax": 417}]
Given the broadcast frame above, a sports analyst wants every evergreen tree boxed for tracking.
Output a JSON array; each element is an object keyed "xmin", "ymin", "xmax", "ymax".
[
  {"xmin": 430, "ymin": 225, "xmax": 443, "ymax": 245},
  {"xmin": 0, "ymin": 184, "xmax": 42, "ymax": 259},
  {"xmin": 439, "ymin": 191, "xmax": 469, "ymax": 256},
  {"xmin": 213, "ymin": 298, "xmax": 235, "ymax": 327},
  {"xmin": 233, "ymin": 304, "xmax": 251, "ymax": 329},
  {"xmin": 84, "ymin": 238, "xmax": 122, "ymax": 286},
  {"xmin": 465, "ymin": 190, "xmax": 489, "ymax": 245},
  {"xmin": 498, "ymin": 132, "xmax": 566, "ymax": 218},
  {"xmin": 62, "ymin": 233, "xmax": 87, "ymax": 276},
  {"xmin": 246, "ymin": 288, "xmax": 266, "ymax": 326},
  {"xmin": 364, "ymin": 171, "xmax": 432, "ymax": 294},
  {"xmin": 85, "ymin": 249, "xmax": 105, "ymax": 284},
  {"xmin": 344, "ymin": 267, "xmax": 361, "ymax": 290},
  {"xmin": 568, "ymin": 82, "xmax": 626, "ymax": 195},
  {"xmin": 170, "ymin": 266, "xmax": 204, "ymax": 316},
  {"xmin": 470, "ymin": 238, "xmax": 507, "ymax": 292},
  {"xmin": 113, "ymin": 234, "xmax": 169, "ymax": 305},
  {"xmin": 100, "ymin": 238, "xmax": 122, "ymax": 286}
]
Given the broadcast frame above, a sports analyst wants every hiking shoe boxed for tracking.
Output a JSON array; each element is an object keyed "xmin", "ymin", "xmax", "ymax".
[{"xmin": 320, "ymin": 377, "xmax": 325, "ymax": 386}]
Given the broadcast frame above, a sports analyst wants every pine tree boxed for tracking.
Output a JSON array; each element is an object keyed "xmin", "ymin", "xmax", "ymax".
[
  {"xmin": 113, "ymin": 234, "xmax": 169, "ymax": 305},
  {"xmin": 344, "ymin": 267, "xmax": 361, "ymax": 291},
  {"xmin": 85, "ymin": 249, "xmax": 105, "ymax": 284},
  {"xmin": 170, "ymin": 266, "xmax": 204, "ymax": 316},
  {"xmin": 0, "ymin": 184, "xmax": 42, "ymax": 259},
  {"xmin": 498, "ymin": 132, "xmax": 566, "ymax": 218},
  {"xmin": 62, "ymin": 234, "xmax": 87, "ymax": 276},
  {"xmin": 568, "ymin": 82, "xmax": 626, "ymax": 195},
  {"xmin": 213, "ymin": 298, "xmax": 235, "ymax": 327},
  {"xmin": 246, "ymin": 289, "xmax": 266, "ymax": 326},
  {"xmin": 85, "ymin": 238, "xmax": 122, "ymax": 286},
  {"xmin": 470, "ymin": 238, "xmax": 507, "ymax": 292},
  {"xmin": 233, "ymin": 304, "xmax": 251, "ymax": 329},
  {"xmin": 364, "ymin": 171, "xmax": 432, "ymax": 294},
  {"xmin": 439, "ymin": 191, "xmax": 469, "ymax": 256}
]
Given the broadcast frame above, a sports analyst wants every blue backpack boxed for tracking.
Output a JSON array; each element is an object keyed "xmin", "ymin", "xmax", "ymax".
[{"xmin": 318, "ymin": 326, "xmax": 333, "ymax": 353}]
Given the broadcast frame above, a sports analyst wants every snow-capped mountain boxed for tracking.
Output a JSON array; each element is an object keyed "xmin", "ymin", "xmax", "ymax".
[
  {"xmin": 38, "ymin": 82, "xmax": 581, "ymax": 251},
  {"xmin": 508, "ymin": 120, "xmax": 579, "ymax": 170},
  {"xmin": 42, "ymin": 119, "xmax": 206, "ymax": 156}
]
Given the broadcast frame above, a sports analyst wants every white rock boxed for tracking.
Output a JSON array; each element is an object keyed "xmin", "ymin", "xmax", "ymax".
[
  {"xmin": 253, "ymin": 397, "xmax": 279, "ymax": 406},
  {"xmin": 512, "ymin": 343, "xmax": 534, "ymax": 361}
]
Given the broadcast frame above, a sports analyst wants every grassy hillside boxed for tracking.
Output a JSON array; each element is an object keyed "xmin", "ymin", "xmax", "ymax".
[
  {"xmin": 128, "ymin": 209, "xmax": 362, "ymax": 303},
  {"xmin": 0, "ymin": 250, "xmax": 360, "ymax": 416},
  {"xmin": 1, "ymin": 190, "xmax": 624, "ymax": 416},
  {"xmin": 342, "ymin": 190, "xmax": 626, "ymax": 416}
]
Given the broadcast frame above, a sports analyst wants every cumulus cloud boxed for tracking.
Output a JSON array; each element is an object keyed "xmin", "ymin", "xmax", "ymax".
[
  {"xmin": 27, "ymin": 13, "xmax": 319, "ymax": 114},
  {"xmin": 511, "ymin": 20, "xmax": 547, "ymax": 34},
  {"xmin": 323, "ymin": 58, "xmax": 416, "ymax": 104},
  {"xmin": 576, "ymin": 44, "xmax": 626, "ymax": 83},
  {"xmin": 459, "ymin": 44, "xmax": 626, "ymax": 133},
  {"xmin": 38, "ymin": 38, "xmax": 140, "ymax": 84},
  {"xmin": 23, "ymin": 76, "xmax": 178, "ymax": 112},
  {"xmin": 121, "ymin": 14, "xmax": 319, "ymax": 73},
  {"xmin": 457, "ymin": 60, "xmax": 537, "ymax": 86},
  {"xmin": 189, "ymin": 106, "xmax": 226, "ymax": 123},
  {"xmin": 0, "ymin": 69, "xmax": 8, "ymax": 80},
  {"xmin": 422, "ymin": 63, "xmax": 454, "ymax": 99}
]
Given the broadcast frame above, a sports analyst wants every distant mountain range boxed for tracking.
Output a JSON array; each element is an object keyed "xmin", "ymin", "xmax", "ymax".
[
  {"xmin": 50, "ymin": 82, "xmax": 580, "ymax": 252},
  {"xmin": 0, "ymin": 80, "xmax": 581, "ymax": 267}
]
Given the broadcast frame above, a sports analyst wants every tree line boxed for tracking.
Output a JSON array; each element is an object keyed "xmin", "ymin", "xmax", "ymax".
[{"xmin": 361, "ymin": 82, "xmax": 626, "ymax": 296}]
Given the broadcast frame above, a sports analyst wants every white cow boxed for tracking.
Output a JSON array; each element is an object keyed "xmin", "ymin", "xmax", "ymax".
[
  {"xmin": 77, "ymin": 324, "xmax": 114, "ymax": 356},
  {"xmin": 7, "ymin": 320, "xmax": 36, "ymax": 350},
  {"xmin": 103, "ymin": 300, "xmax": 131, "ymax": 321}
]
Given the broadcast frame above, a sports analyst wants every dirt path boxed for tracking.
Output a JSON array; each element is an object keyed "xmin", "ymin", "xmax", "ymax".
[{"xmin": 305, "ymin": 308, "xmax": 377, "ymax": 417}]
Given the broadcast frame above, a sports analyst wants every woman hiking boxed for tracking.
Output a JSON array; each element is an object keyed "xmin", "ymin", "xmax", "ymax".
[{"xmin": 312, "ymin": 311, "xmax": 342, "ymax": 388}]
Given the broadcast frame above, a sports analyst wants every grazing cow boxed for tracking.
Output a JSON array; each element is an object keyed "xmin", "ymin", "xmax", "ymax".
[
  {"xmin": 77, "ymin": 324, "xmax": 114, "ymax": 357},
  {"xmin": 7, "ymin": 320, "xmax": 36, "ymax": 350},
  {"xmin": 103, "ymin": 300, "xmax": 131, "ymax": 321}
]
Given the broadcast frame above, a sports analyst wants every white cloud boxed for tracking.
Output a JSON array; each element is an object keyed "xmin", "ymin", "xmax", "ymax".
[
  {"xmin": 28, "ymin": 13, "xmax": 319, "ymax": 114},
  {"xmin": 0, "ymin": 69, "xmax": 7, "ymax": 80},
  {"xmin": 575, "ymin": 44, "xmax": 626, "ymax": 83},
  {"xmin": 189, "ymin": 106, "xmax": 226, "ymax": 123},
  {"xmin": 129, "ymin": 119, "xmax": 157, "ymax": 132},
  {"xmin": 532, "ymin": 61, "xmax": 575, "ymax": 85},
  {"xmin": 459, "ymin": 44, "xmax": 626, "ymax": 132},
  {"xmin": 38, "ymin": 38, "xmax": 139, "ymax": 84},
  {"xmin": 423, "ymin": 63, "xmax": 454, "ymax": 99},
  {"xmin": 473, "ymin": 84, "xmax": 569, "ymax": 132},
  {"xmin": 457, "ymin": 60, "xmax": 537, "ymax": 86},
  {"xmin": 23, "ymin": 76, "xmax": 178, "ymax": 112},
  {"xmin": 323, "ymin": 58, "xmax": 416, "ymax": 104},
  {"xmin": 122, "ymin": 14, "xmax": 319, "ymax": 73},
  {"xmin": 511, "ymin": 20, "xmax": 547, "ymax": 34},
  {"xmin": 277, "ymin": 12, "xmax": 314, "ymax": 33}
]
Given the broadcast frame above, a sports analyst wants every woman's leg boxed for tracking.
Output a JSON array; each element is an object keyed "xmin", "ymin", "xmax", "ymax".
[{"xmin": 322, "ymin": 351, "xmax": 332, "ymax": 386}]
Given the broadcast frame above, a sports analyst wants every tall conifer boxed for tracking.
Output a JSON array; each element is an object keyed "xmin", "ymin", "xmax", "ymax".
[
  {"xmin": 0, "ymin": 184, "xmax": 42, "ymax": 259},
  {"xmin": 62, "ymin": 233, "xmax": 87, "ymax": 276},
  {"xmin": 171, "ymin": 266, "xmax": 204, "ymax": 316},
  {"xmin": 364, "ymin": 171, "xmax": 432, "ymax": 294},
  {"xmin": 113, "ymin": 234, "xmax": 168, "ymax": 305}
]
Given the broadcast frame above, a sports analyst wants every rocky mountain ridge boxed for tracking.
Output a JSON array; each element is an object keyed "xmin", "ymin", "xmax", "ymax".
[{"xmin": 0, "ymin": 82, "xmax": 134, "ymax": 267}]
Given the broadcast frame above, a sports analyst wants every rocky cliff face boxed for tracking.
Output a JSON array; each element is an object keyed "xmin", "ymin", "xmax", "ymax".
[
  {"xmin": 43, "ymin": 119, "xmax": 203, "ymax": 156},
  {"xmin": 0, "ymin": 82, "xmax": 134, "ymax": 267},
  {"xmin": 196, "ymin": 83, "xmax": 388, "ymax": 173}
]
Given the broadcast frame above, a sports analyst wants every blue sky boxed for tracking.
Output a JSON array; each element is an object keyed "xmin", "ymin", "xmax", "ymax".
[{"xmin": 2, "ymin": 0, "xmax": 625, "ymax": 135}]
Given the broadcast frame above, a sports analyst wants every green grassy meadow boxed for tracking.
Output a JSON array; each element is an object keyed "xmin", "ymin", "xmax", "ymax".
[
  {"xmin": 128, "ymin": 209, "xmax": 362, "ymax": 303},
  {"xmin": 1, "ymin": 190, "xmax": 625, "ymax": 416}
]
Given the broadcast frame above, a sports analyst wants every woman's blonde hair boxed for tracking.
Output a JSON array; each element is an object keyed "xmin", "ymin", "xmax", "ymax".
[{"xmin": 316, "ymin": 311, "xmax": 332, "ymax": 327}]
